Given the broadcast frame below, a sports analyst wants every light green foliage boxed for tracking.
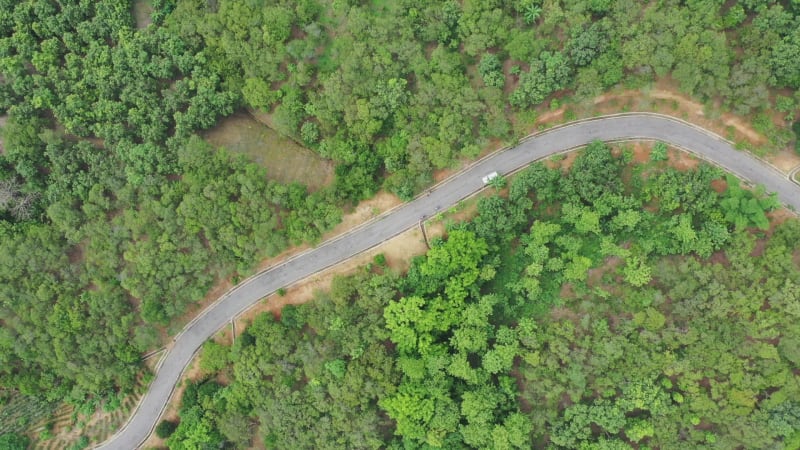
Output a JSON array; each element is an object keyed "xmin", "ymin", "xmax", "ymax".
[
  {"xmin": 720, "ymin": 175, "xmax": 779, "ymax": 230},
  {"xmin": 650, "ymin": 142, "xmax": 668, "ymax": 162},
  {"xmin": 300, "ymin": 121, "xmax": 320, "ymax": 145},
  {"xmin": 563, "ymin": 203, "xmax": 602, "ymax": 234},
  {"xmin": 167, "ymin": 405, "xmax": 224, "ymax": 450},
  {"xmin": 622, "ymin": 256, "xmax": 652, "ymax": 287},
  {"xmin": 155, "ymin": 420, "xmax": 178, "ymax": 439},
  {"xmin": 383, "ymin": 229, "xmax": 528, "ymax": 448},
  {"xmin": 487, "ymin": 174, "xmax": 508, "ymax": 190},
  {"xmin": 199, "ymin": 341, "xmax": 229, "ymax": 375},
  {"xmin": 415, "ymin": 229, "xmax": 489, "ymax": 302},
  {"xmin": 242, "ymin": 77, "xmax": 281, "ymax": 110},
  {"xmin": 625, "ymin": 419, "xmax": 654, "ymax": 442}
]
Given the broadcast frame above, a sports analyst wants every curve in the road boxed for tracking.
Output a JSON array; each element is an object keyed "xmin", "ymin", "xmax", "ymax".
[{"xmin": 96, "ymin": 112, "xmax": 800, "ymax": 449}]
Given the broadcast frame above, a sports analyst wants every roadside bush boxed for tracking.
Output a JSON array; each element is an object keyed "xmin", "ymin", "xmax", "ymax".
[{"xmin": 155, "ymin": 420, "xmax": 178, "ymax": 439}]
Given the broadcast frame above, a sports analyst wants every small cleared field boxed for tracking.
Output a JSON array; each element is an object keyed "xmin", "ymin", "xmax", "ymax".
[
  {"xmin": 0, "ymin": 390, "xmax": 54, "ymax": 436},
  {"xmin": 132, "ymin": 0, "xmax": 153, "ymax": 29},
  {"xmin": 0, "ymin": 385, "xmax": 143, "ymax": 449},
  {"xmin": 203, "ymin": 112, "xmax": 334, "ymax": 191}
]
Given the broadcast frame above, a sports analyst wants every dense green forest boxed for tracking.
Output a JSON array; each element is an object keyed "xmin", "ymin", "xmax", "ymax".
[
  {"xmin": 1, "ymin": 0, "xmax": 800, "ymax": 429},
  {"xmin": 166, "ymin": 0, "xmax": 800, "ymax": 187},
  {"xmin": 166, "ymin": 143, "xmax": 800, "ymax": 449}
]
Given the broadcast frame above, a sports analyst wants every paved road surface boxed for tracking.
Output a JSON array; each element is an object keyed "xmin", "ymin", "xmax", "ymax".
[{"xmin": 96, "ymin": 113, "xmax": 800, "ymax": 449}]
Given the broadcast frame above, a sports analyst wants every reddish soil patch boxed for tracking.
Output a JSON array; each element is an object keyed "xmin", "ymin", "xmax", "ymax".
[
  {"xmin": 558, "ymin": 392, "xmax": 575, "ymax": 410},
  {"xmin": 212, "ymin": 325, "xmax": 234, "ymax": 347},
  {"xmin": 669, "ymin": 148, "xmax": 701, "ymax": 171},
  {"xmin": 502, "ymin": 58, "xmax": 522, "ymax": 96},
  {"xmin": 629, "ymin": 142, "xmax": 652, "ymax": 164},
  {"xmin": 766, "ymin": 208, "xmax": 797, "ymax": 230},
  {"xmin": 323, "ymin": 191, "xmax": 403, "ymax": 240},
  {"xmin": 67, "ymin": 242, "xmax": 85, "ymax": 264},
  {"xmin": 558, "ymin": 282, "xmax": 577, "ymax": 300},
  {"xmin": 550, "ymin": 306, "xmax": 580, "ymax": 324},
  {"xmin": 247, "ymin": 431, "xmax": 265, "ymax": 450},
  {"xmin": 132, "ymin": 0, "xmax": 153, "ymax": 29},
  {"xmin": 546, "ymin": 151, "xmax": 578, "ymax": 171},
  {"xmin": 534, "ymin": 108, "xmax": 566, "ymax": 128},
  {"xmin": 710, "ymin": 178, "xmax": 729, "ymax": 194},
  {"xmin": 586, "ymin": 256, "xmax": 624, "ymax": 288},
  {"xmin": 432, "ymin": 165, "xmax": 460, "ymax": 184},
  {"xmin": 707, "ymin": 250, "xmax": 730, "ymax": 267}
]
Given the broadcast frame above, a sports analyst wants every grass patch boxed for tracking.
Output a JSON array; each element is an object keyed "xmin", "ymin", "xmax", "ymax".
[
  {"xmin": 203, "ymin": 112, "xmax": 334, "ymax": 191},
  {"xmin": 0, "ymin": 390, "xmax": 55, "ymax": 436}
]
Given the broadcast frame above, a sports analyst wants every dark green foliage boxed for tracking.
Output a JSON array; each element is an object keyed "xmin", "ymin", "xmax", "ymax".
[
  {"xmin": 563, "ymin": 140, "xmax": 623, "ymax": 204},
  {"xmin": 771, "ymin": 27, "xmax": 800, "ymax": 88},
  {"xmin": 163, "ymin": 0, "xmax": 800, "ymax": 199},
  {"xmin": 0, "ymin": 0, "xmax": 352, "ymax": 402},
  {"xmin": 510, "ymin": 51, "xmax": 572, "ymax": 109},
  {"xmin": 0, "ymin": 432, "xmax": 29, "ymax": 450},
  {"xmin": 478, "ymin": 53, "xmax": 505, "ymax": 88},
  {"xmin": 155, "ymin": 420, "xmax": 178, "ymax": 439},
  {"xmin": 193, "ymin": 272, "xmax": 401, "ymax": 449},
  {"xmin": 0, "ymin": 120, "xmax": 348, "ymax": 395},
  {"xmin": 3, "ymin": 0, "xmax": 800, "ymax": 431},
  {"xmin": 568, "ymin": 21, "xmax": 610, "ymax": 67}
]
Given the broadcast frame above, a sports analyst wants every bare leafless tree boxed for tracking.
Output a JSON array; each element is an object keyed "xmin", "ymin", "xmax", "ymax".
[
  {"xmin": 0, "ymin": 179, "xmax": 19, "ymax": 210},
  {"xmin": 10, "ymin": 192, "xmax": 38, "ymax": 220}
]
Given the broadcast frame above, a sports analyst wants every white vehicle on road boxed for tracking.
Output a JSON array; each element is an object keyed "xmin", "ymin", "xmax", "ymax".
[{"xmin": 482, "ymin": 171, "xmax": 499, "ymax": 184}]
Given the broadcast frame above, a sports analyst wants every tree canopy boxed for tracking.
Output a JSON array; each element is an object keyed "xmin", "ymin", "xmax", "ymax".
[
  {"xmin": 173, "ymin": 143, "xmax": 800, "ymax": 449},
  {"xmin": 1, "ymin": 1, "xmax": 800, "ymax": 445}
]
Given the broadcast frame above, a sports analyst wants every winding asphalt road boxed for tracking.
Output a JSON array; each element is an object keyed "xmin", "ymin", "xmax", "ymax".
[{"xmin": 96, "ymin": 113, "xmax": 800, "ymax": 449}]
